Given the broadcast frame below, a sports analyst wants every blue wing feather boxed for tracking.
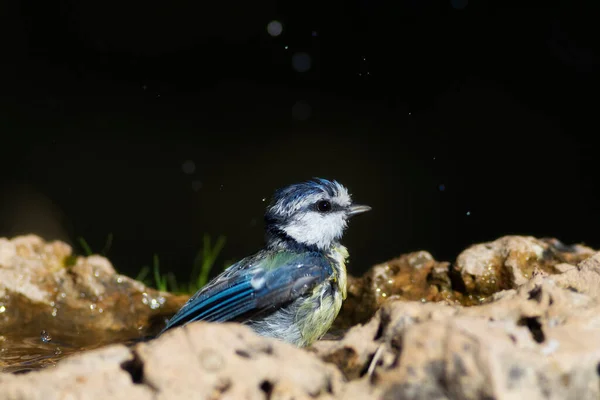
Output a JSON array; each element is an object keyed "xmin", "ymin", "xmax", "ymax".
[
  {"xmin": 160, "ymin": 251, "xmax": 332, "ymax": 333},
  {"xmin": 187, "ymin": 286, "xmax": 254, "ymax": 322}
]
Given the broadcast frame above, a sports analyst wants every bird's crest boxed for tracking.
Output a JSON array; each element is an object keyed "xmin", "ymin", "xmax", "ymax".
[{"xmin": 268, "ymin": 178, "xmax": 351, "ymax": 218}]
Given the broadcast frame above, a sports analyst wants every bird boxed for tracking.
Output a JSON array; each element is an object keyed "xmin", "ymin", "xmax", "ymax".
[{"xmin": 160, "ymin": 178, "xmax": 371, "ymax": 347}]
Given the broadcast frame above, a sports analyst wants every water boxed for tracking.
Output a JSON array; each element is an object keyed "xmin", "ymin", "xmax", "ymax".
[
  {"xmin": 40, "ymin": 330, "xmax": 52, "ymax": 343},
  {"xmin": 0, "ymin": 288, "xmax": 177, "ymax": 374},
  {"xmin": 0, "ymin": 324, "xmax": 154, "ymax": 374}
]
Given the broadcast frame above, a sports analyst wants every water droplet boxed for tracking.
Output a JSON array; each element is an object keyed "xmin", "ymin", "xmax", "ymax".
[
  {"xmin": 51, "ymin": 308, "xmax": 58, "ymax": 317},
  {"xmin": 90, "ymin": 303, "xmax": 97, "ymax": 311},
  {"xmin": 267, "ymin": 20, "xmax": 283, "ymax": 37},
  {"xmin": 466, "ymin": 211, "xmax": 471, "ymax": 216},
  {"xmin": 292, "ymin": 52, "xmax": 312, "ymax": 73},
  {"xmin": 182, "ymin": 160, "xmax": 196, "ymax": 174},
  {"xmin": 149, "ymin": 298, "xmax": 160, "ymax": 310},
  {"xmin": 116, "ymin": 277, "xmax": 123, "ymax": 284},
  {"xmin": 0, "ymin": 306, "xmax": 5, "ymax": 313},
  {"xmin": 41, "ymin": 330, "xmax": 52, "ymax": 343},
  {"xmin": 262, "ymin": 198, "xmax": 266, "ymax": 202},
  {"xmin": 284, "ymin": 45, "xmax": 288, "ymax": 50},
  {"xmin": 60, "ymin": 292, "xmax": 66, "ymax": 298},
  {"xmin": 192, "ymin": 180, "xmax": 203, "ymax": 192},
  {"xmin": 141, "ymin": 293, "xmax": 164, "ymax": 309}
]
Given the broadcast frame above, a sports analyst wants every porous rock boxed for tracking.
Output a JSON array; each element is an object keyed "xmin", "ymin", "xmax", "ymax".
[
  {"xmin": 313, "ymin": 251, "xmax": 600, "ymax": 400},
  {"xmin": 3, "ymin": 235, "xmax": 600, "ymax": 400},
  {"xmin": 0, "ymin": 322, "xmax": 344, "ymax": 400},
  {"xmin": 455, "ymin": 235, "xmax": 595, "ymax": 296},
  {"xmin": 0, "ymin": 235, "xmax": 188, "ymax": 372},
  {"xmin": 0, "ymin": 235, "xmax": 187, "ymax": 332},
  {"xmin": 336, "ymin": 251, "xmax": 455, "ymax": 328},
  {"xmin": 336, "ymin": 235, "xmax": 596, "ymax": 327}
]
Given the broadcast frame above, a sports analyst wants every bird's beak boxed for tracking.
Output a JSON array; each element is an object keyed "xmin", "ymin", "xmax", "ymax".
[{"xmin": 347, "ymin": 204, "xmax": 372, "ymax": 217}]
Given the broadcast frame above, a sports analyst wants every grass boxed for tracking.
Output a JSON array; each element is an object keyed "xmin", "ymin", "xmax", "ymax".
[
  {"xmin": 74, "ymin": 233, "xmax": 228, "ymax": 294},
  {"xmin": 77, "ymin": 233, "xmax": 113, "ymax": 257},
  {"xmin": 189, "ymin": 234, "xmax": 228, "ymax": 293}
]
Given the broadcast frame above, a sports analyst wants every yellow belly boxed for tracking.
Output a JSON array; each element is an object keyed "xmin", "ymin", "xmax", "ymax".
[{"xmin": 296, "ymin": 244, "xmax": 349, "ymax": 346}]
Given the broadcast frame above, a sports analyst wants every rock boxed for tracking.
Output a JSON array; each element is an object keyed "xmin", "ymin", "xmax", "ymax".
[
  {"xmin": 3, "ymin": 235, "xmax": 600, "ymax": 400},
  {"xmin": 313, "ymin": 251, "xmax": 600, "ymax": 400},
  {"xmin": 455, "ymin": 235, "xmax": 595, "ymax": 297},
  {"xmin": 0, "ymin": 322, "xmax": 344, "ymax": 400},
  {"xmin": 0, "ymin": 235, "xmax": 188, "ymax": 373},
  {"xmin": 336, "ymin": 251, "xmax": 456, "ymax": 328},
  {"xmin": 336, "ymin": 236, "xmax": 596, "ymax": 328}
]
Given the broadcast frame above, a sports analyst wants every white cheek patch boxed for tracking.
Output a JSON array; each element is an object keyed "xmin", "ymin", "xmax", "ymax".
[{"xmin": 283, "ymin": 212, "xmax": 347, "ymax": 249}]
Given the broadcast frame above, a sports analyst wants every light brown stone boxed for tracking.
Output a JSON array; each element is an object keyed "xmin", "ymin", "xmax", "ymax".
[
  {"xmin": 0, "ymin": 322, "xmax": 343, "ymax": 400},
  {"xmin": 3, "ymin": 235, "xmax": 600, "ymax": 400}
]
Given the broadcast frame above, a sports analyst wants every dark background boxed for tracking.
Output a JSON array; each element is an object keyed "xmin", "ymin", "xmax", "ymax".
[{"xmin": 0, "ymin": 0, "xmax": 598, "ymax": 280}]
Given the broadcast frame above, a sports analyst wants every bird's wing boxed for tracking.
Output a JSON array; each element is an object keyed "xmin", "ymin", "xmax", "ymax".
[{"xmin": 161, "ymin": 251, "xmax": 333, "ymax": 331}]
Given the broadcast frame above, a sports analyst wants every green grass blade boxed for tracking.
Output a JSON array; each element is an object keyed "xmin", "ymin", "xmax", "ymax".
[
  {"xmin": 136, "ymin": 266, "xmax": 150, "ymax": 284},
  {"xmin": 193, "ymin": 234, "xmax": 226, "ymax": 291},
  {"xmin": 167, "ymin": 272, "xmax": 179, "ymax": 293},
  {"xmin": 131, "ymin": 234, "xmax": 227, "ymax": 294},
  {"xmin": 101, "ymin": 233, "xmax": 113, "ymax": 256},
  {"xmin": 77, "ymin": 237, "xmax": 93, "ymax": 256},
  {"xmin": 152, "ymin": 254, "xmax": 168, "ymax": 292}
]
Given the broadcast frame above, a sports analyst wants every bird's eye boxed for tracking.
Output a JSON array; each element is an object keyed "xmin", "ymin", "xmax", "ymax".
[{"xmin": 316, "ymin": 200, "xmax": 332, "ymax": 212}]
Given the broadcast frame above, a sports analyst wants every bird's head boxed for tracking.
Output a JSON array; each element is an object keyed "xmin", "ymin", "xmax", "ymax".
[{"xmin": 265, "ymin": 178, "xmax": 371, "ymax": 250}]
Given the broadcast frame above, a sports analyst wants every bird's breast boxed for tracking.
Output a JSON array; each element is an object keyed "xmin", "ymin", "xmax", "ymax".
[
  {"xmin": 294, "ymin": 245, "xmax": 349, "ymax": 346},
  {"xmin": 328, "ymin": 244, "xmax": 349, "ymax": 299}
]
